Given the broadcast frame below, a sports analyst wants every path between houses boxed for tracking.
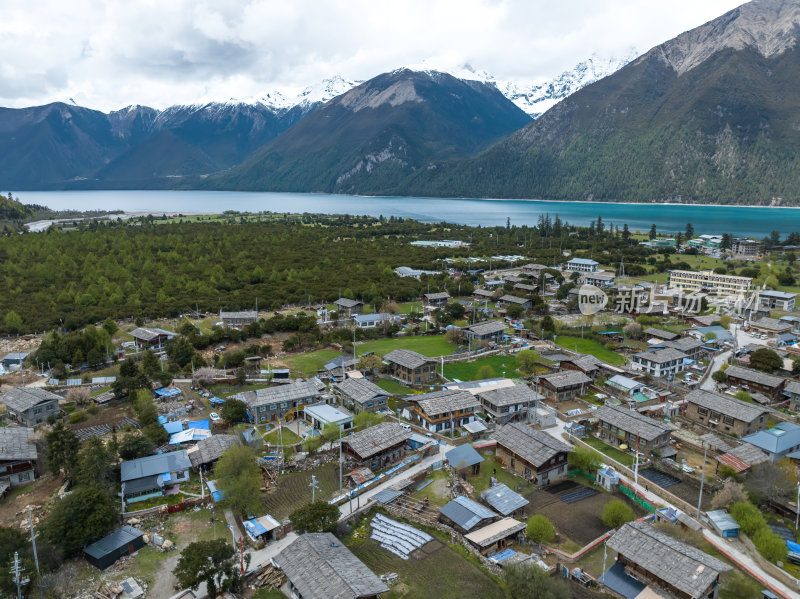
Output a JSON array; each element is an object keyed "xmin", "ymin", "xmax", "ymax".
[{"xmin": 338, "ymin": 440, "xmax": 451, "ymax": 520}]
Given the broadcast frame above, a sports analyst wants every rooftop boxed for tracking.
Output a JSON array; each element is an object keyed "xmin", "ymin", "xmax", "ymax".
[
  {"xmin": 706, "ymin": 510, "xmax": 740, "ymax": 532},
  {"xmin": 633, "ymin": 347, "xmax": 687, "ymax": 364},
  {"xmin": 130, "ymin": 327, "xmax": 175, "ymax": 341},
  {"xmin": 498, "ymin": 294, "xmax": 530, "ymax": 305},
  {"xmin": 383, "ymin": 348, "xmax": 433, "ymax": 370},
  {"xmin": 220, "ymin": 310, "xmax": 257, "ymax": 319},
  {"xmin": 607, "ymin": 374, "xmax": 644, "ymax": 392},
  {"xmin": 304, "ymin": 404, "xmax": 353, "ymax": 425},
  {"xmin": 595, "ymin": 405, "xmax": 675, "ymax": 442},
  {"xmin": 724, "ymin": 365, "xmax": 785, "ymax": 389},
  {"xmin": 412, "ymin": 389, "xmax": 480, "ymax": 417},
  {"xmin": 464, "ymin": 517, "xmax": 526, "ymax": 548},
  {"xmin": 759, "ymin": 290, "xmax": 797, "ymax": 300},
  {"xmin": 0, "ymin": 427, "xmax": 37, "ymax": 461},
  {"xmin": 643, "ymin": 327, "xmax": 680, "ymax": 341},
  {"xmin": 83, "ymin": 526, "xmax": 144, "ymax": 559},
  {"xmin": 445, "ymin": 444, "xmax": 485, "ymax": 470},
  {"xmin": 480, "ymin": 483, "xmax": 529, "ymax": 516},
  {"xmin": 477, "ymin": 384, "xmax": 542, "ymax": 408},
  {"xmin": 274, "ymin": 532, "xmax": 389, "ymax": 599},
  {"xmin": 235, "ymin": 379, "xmax": 326, "ymax": 408},
  {"xmin": 686, "ymin": 389, "xmax": 768, "ymax": 423},
  {"xmin": 493, "ymin": 422, "xmax": 572, "ymax": 468},
  {"xmin": 463, "ymin": 320, "xmax": 507, "ymax": 336},
  {"xmin": 606, "ymin": 521, "xmax": 731, "ymax": 598},
  {"xmin": 341, "ymin": 422, "xmax": 411, "ymax": 460},
  {"xmin": 751, "ymin": 317, "xmax": 792, "ymax": 332},
  {"xmin": 187, "ymin": 434, "xmax": 239, "ymax": 468},
  {"xmin": 424, "ymin": 292, "xmax": 451, "ymax": 301},
  {"xmin": 741, "ymin": 421, "xmax": 800, "ymax": 454},
  {"xmin": 440, "ymin": 496, "xmax": 498, "ymax": 531},
  {"xmin": 334, "ymin": 298, "xmax": 363, "ymax": 308},
  {"xmin": 661, "ymin": 337, "xmax": 703, "ymax": 353},
  {"xmin": 537, "ymin": 370, "xmax": 592, "ymax": 389},
  {"xmin": 567, "ymin": 258, "xmax": 599, "ymax": 265},
  {"xmin": 120, "ymin": 450, "xmax": 190, "ymax": 482},
  {"xmin": 1, "ymin": 387, "xmax": 61, "ymax": 413},
  {"xmin": 333, "ymin": 378, "xmax": 390, "ymax": 405}
]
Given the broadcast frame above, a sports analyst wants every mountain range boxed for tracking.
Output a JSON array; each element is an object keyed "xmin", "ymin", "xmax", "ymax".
[{"xmin": 4, "ymin": 0, "xmax": 800, "ymax": 204}]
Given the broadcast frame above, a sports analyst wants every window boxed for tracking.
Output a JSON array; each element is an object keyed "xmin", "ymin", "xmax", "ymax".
[{"xmin": 697, "ymin": 407, "xmax": 708, "ymax": 416}]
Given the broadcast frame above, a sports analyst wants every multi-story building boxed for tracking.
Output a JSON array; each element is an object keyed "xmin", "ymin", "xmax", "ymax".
[
  {"xmin": 333, "ymin": 378, "xmax": 390, "ymax": 414},
  {"xmin": 0, "ymin": 427, "xmax": 38, "ymax": 488},
  {"xmin": 684, "ymin": 390, "xmax": 768, "ymax": 437},
  {"xmin": 731, "ymin": 238, "xmax": 760, "ymax": 257},
  {"xmin": 235, "ymin": 379, "xmax": 326, "ymax": 423},
  {"xmin": 411, "ymin": 389, "xmax": 479, "ymax": 434},
  {"xmin": 757, "ymin": 290, "xmax": 796, "ymax": 312},
  {"xmin": 383, "ymin": 349, "xmax": 438, "ymax": 385},
  {"xmin": 536, "ymin": 371, "xmax": 591, "ymax": 401},
  {"xmin": 1, "ymin": 388, "xmax": 61, "ymax": 427},
  {"xmin": 493, "ymin": 422, "xmax": 572, "ymax": 484},
  {"xmin": 667, "ymin": 270, "xmax": 752, "ymax": 295},
  {"xmin": 723, "ymin": 365, "xmax": 785, "ymax": 402},
  {"xmin": 595, "ymin": 405, "xmax": 674, "ymax": 455},
  {"xmin": 219, "ymin": 310, "xmax": 258, "ymax": 330},
  {"xmin": 476, "ymin": 384, "xmax": 542, "ymax": 425},
  {"xmin": 630, "ymin": 348, "xmax": 687, "ymax": 379},
  {"xmin": 565, "ymin": 258, "xmax": 599, "ymax": 272}
]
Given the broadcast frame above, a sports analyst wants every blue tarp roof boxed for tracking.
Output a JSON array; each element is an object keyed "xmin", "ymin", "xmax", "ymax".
[
  {"xmin": 209, "ymin": 397, "xmax": 226, "ymax": 405},
  {"xmin": 787, "ymin": 540, "xmax": 800, "ymax": 554},
  {"xmin": 489, "ymin": 549, "xmax": 516, "ymax": 562},
  {"xmin": 244, "ymin": 519, "xmax": 268, "ymax": 537},
  {"xmin": 155, "ymin": 387, "xmax": 182, "ymax": 398},
  {"xmin": 157, "ymin": 415, "xmax": 167, "ymax": 424},
  {"xmin": 599, "ymin": 562, "xmax": 646, "ymax": 599},
  {"xmin": 187, "ymin": 419, "xmax": 210, "ymax": 430},
  {"xmin": 162, "ymin": 421, "xmax": 184, "ymax": 434}
]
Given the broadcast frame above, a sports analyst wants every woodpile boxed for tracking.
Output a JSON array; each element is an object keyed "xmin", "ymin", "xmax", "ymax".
[{"xmin": 250, "ymin": 564, "xmax": 286, "ymax": 589}]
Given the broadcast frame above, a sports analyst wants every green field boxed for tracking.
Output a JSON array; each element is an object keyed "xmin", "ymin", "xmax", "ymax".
[
  {"xmin": 376, "ymin": 378, "xmax": 415, "ymax": 395},
  {"xmin": 582, "ymin": 436, "xmax": 634, "ymax": 467},
  {"xmin": 358, "ymin": 334, "xmax": 457, "ymax": 357},
  {"xmin": 263, "ymin": 462, "xmax": 341, "ymax": 520},
  {"xmin": 443, "ymin": 355, "xmax": 522, "ymax": 381},
  {"xmin": 554, "ymin": 336, "xmax": 626, "ymax": 366},
  {"xmin": 347, "ymin": 521, "xmax": 505, "ymax": 599},
  {"xmin": 264, "ymin": 427, "xmax": 301, "ymax": 445},
  {"xmin": 282, "ymin": 348, "xmax": 340, "ymax": 376}
]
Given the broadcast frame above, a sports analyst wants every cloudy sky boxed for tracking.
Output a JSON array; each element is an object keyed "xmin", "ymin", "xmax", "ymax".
[{"xmin": 0, "ymin": 0, "xmax": 744, "ymax": 111}]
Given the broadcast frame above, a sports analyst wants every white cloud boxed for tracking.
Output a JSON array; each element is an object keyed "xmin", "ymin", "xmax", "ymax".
[{"xmin": 0, "ymin": 0, "xmax": 745, "ymax": 111}]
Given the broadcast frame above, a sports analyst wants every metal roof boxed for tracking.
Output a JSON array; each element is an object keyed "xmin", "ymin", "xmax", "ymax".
[
  {"xmin": 274, "ymin": 533, "xmax": 389, "ymax": 599},
  {"xmin": 726, "ymin": 442, "xmax": 769, "ymax": 467},
  {"xmin": 334, "ymin": 298, "xmax": 363, "ymax": 308},
  {"xmin": 445, "ymin": 444, "xmax": 484, "ymax": 470},
  {"xmin": 741, "ymin": 421, "xmax": 800, "ymax": 454},
  {"xmin": 480, "ymin": 483, "xmax": 529, "ymax": 516},
  {"xmin": 498, "ymin": 294, "xmax": 531, "ymax": 305},
  {"xmin": 706, "ymin": 510, "xmax": 739, "ymax": 532},
  {"xmin": 83, "ymin": 526, "xmax": 144, "ymax": 559},
  {"xmin": 492, "ymin": 422, "xmax": 572, "ymax": 468},
  {"xmin": 220, "ymin": 310, "xmax": 257, "ymax": 319},
  {"xmin": 304, "ymin": 404, "xmax": 353, "ymax": 426},
  {"xmin": 463, "ymin": 320, "xmax": 507, "ymax": 336},
  {"xmin": 464, "ymin": 517, "xmax": 525, "ymax": 547},
  {"xmin": 633, "ymin": 347, "xmax": 687, "ymax": 364},
  {"xmin": 786, "ymin": 380, "xmax": 800, "ymax": 396},
  {"xmin": 0, "ymin": 427, "xmax": 37, "ymax": 461},
  {"xmin": 130, "ymin": 327, "xmax": 175, "ymax": 341},
  {"xmin": 341, "ymin": 422, "xmax": 411, "ymax": 460},
  {"xmin": 120, "ymin": 450, "xmax": 190, "ymax": 482},
  {"xmin": 595, "ymin": 405, "xmax": 675, "ymax": 442},
  {"xmin": 1, "ymin": 387, "xmax": 61, "ymax": 413},
  {"xmin": 537, "ymin": 370, "xmax": 592, "ymax": 389},
  {"xmin": 567, "ymin": 258, "xmax": 599, "ymax": 265},
  {"xmin": 440, "ymin": 496, "xmax": 497, "ymax": 531},
  {"xmin": 686, "ymin": 389, "xmax": 769, "ymax": 423},
  {"xmin": 643, "ymin": 327, "xmax": 680, "ymax": 340},
  {"xmin": 606, "ymin": 521, "xmax": 731, "ymax": 598},
  {"xmin": 424, "ymin": 292, "xmax": 451, "ymax": 301}
]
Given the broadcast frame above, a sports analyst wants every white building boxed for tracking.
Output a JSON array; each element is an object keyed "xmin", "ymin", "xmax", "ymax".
[
  {"xmin": 566, "ymin": 258, "xmax": 599, "ymax": 272},
  {"xmin": 758, "ymin": 290, "xmax": 796, "ymax": 311},
  {"xmin": 630, "ymin": 348, "xmax": 687, "ymax": 379}
]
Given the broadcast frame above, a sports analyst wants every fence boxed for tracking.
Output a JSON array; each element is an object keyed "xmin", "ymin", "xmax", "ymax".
[{"xmin": 122, "ymin": 495, "xmax": 211, "ymax": 520}]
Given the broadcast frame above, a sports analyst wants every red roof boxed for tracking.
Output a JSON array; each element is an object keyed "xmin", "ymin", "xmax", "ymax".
[{"xmin": 716, "ymin": 453, "xmax": 750, "ymax": 473}]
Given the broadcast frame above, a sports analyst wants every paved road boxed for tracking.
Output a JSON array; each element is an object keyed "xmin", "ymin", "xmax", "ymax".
[
  {"xmin": 338, "ymin": 441, "xmax": 451, "ymax": 520},
  {"xmin": 700, "ymin": 326, "xmax": 766, "ymax": 391}
]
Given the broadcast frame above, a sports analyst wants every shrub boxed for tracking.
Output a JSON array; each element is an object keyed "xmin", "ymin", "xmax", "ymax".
[
  {"xmin": 730, "ymin": 501, "xmax": 763, "ymax": 536},
  {"xmin": 753, "ymin": 527, "xmax": 788, "ymax": 563},
  {"xmin": 69, "ymin": 411, "xmax": 88, "ymax": 424},
  {"xmin": 601, "ymin": 500, "xmax": 635, "ymax": 529},
  {"xmin": 526, "ymin": 515, "xmax": 555, "ymax": 545}
]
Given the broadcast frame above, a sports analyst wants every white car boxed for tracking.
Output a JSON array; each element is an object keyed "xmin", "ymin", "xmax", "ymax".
[{"xmin": 209, "ymin": 412, "xmax": 221, "ymax": 421}]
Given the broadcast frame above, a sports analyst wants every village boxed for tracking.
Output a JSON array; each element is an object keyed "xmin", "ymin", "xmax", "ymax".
[{"xmin": 4, "ymin": 234, "xmax": 800, "ymax": 599}]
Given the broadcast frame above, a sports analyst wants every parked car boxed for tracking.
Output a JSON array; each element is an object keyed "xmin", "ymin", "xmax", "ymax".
[{"xmin": 210, "ymin": 412, "xmax": 221, "ymax": 421}]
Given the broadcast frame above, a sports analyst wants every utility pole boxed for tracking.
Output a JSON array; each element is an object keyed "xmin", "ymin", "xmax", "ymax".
[
  {"xmin": 27, "ymin": 507, "xmax": 39, "ymax": 574},
  {"xmin": 310, "ymin": 474, "xmax": 319, "ymax": 504},
  {"xmin": 696, "ymin": 443, "xmax": 708, "ymax": 519},
  {"xmin": 339, "ymin": 424, "xmax": 343, "ymax": 494},
  {"xmin": 10, "ymin": 551, "xmax": 28, "ymax": 599}
]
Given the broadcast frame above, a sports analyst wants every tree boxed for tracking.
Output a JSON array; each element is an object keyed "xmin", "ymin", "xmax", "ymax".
[
  {"xmin": 711, "ymin": 480, "xmax": 748, "ymax": 510},
  {"xmin": 214, "ymin": 445, "xmax": 262, "ymax": 517},
  {"xmin": 745, "ymin": 460, "xmax": 798, "ymax": 504},
  {"xmin": 118, "ymin": 434, "xmax": 155, "ymax": 461},
  {"xmin": 74, "ymin": 436, "xmax": 113, "ymax": 489},
  {"xmin": 353, "ymin": 411, "xmax": 385, "ymax": 430},
  {"xmin": 3, "ymin": 310, "xmax": 23, "ymax": 333},
  {"xmin": 601, "ymin": 500, "xmax": 635, "ymax": 528},
  {"xmin": 526, "ymin": 514, "xmax": 555, "ymax": 545},
  {"xmin": 648, "ymin": 224, "xmax": 657, "ymax": 240},
  {"xmin": 568, "ymin": 447, "xmax": 601, "ymax": 473},
  {"xmin": 674, "ymin": 232, "xmax": 683, "ymax": 248},
  {"xmin": 174, "ymin": 539, "xmax": 240, "ymax": 597},
  {"xmin": 749, "ymin": 348, "xmax": 782, "ymax": 373},
  {"xmin": 477, "ymin": 364, "xmax": 495, "ymax": 379},
  {"xmin": 730, "ymin": 501, "xmax": 764, "ymax": 536},
  {"xmin": 711, "ymin": 369, "xmax": 728, "ymax": 384},
  {"xmin": 623, "ymin": 322, "xmax": 643, "ymax": 340},
  {"xmin": 290, "ymin": 501, "xmax": 340, "ymax": 533},
  {"xmin": 46, "ymin": 421, "xmax": 80, "ymax": 477},
  {"xmin": 685, "ymin": 223, "xmax": 694, "ymax": 240},
  {"xmin": 720, "ymin": 233, "xmax": 732, "ymax": 251},
  {"xmin": 42, "ymin": 486, "xmax": 118, "ymax": 555},
  {"xmin": 718, "ymin": 314, "xmax": 732, "ymax": 330},
  {"xmin": 302, "ymin": 435, "xmax": 322, "ymax": 454},
  {"xmin": 753, "ymin": 527, "xmax": 788, "ymax": 563},
  {"xmin": 445, "ymin": 327, "xmax": 461, "ymax": 345},
  {"xmin": 221, "ymin": 398, "xmax": 248, "ymax": 424},
  {"xmin": 502, "ymin": 563, "xmax": 570, "ymax": 599},
  {"xmin": 140, "ymin": 350, "xmax": 160, "ymax": 378},
  {"xmin": 102, "ymin": 317, "xmax": 118, "ymax": 336},
  {"xmin": 112, "ymin": 358, "xmax": 148, "ymax": 398},
  {"xmin": 516, "ymin": 349, "xmax": 540, "ymax": 375},
  {"xmin": 734, "ymin": 390, "xmax": 752, "ymax": 403},
  {"xmin": 357, "ymin": 354, "xmax": 383, "ymax": 372},
  {"xmin": 320, "ymin": 422, "xmax": 342, "ymax": 444},
  {"xmin": 506, "ymin": 303, "xmax": 524, "ymax": 319},
  {"xmin": 704, "ymin": 331, "xmax": 717, "ymax": 342},
  {"xmin": 793, "ymin": 359, "xmax": 800, "ymax": 376}
]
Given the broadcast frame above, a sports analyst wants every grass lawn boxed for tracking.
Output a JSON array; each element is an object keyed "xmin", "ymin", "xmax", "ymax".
[
  {"xmin": 263, "ymin": 462, "xmax": 341, "ymax": 520},
  {"xmin": 396, "ymin": 301, "xmax": 424, "ymax": 314},
  {"xmin": 282, "ymin": 348, "xmax": 340, "ymax": 376},
  {"xmin": 469, "ymin": 452, "xmax": 536, "ymax": 495},
  {"xmin": 443, "ymin": 355, "xmax": 522, "ymax": 381},
  {"xmin": 358, "ymin": 335, "xmax": 457, "ymax": 357},
  {"xmin": 376, "ymin": 378, "xmax": 415, "ymax": 395},
  {"xmin": 264, "ymin": 427, "xmax": 301, "ymax": 445},
  {"xmin": 554, "ymin": 336, "xmax": 626, "ymax": 366},
  {"xmin": 346, "ymin": 517, "xmax": 505, "ymax": 599},
  {"xmin": 582, "ymin": 436, "xmax": 634, "ymax": 467}
]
